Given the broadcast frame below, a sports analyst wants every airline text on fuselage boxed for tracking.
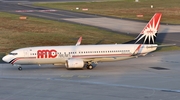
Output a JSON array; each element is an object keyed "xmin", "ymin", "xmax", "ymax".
[{"xmin": 37, "ymin": 49, "xmax": 57, "ymax": 58}]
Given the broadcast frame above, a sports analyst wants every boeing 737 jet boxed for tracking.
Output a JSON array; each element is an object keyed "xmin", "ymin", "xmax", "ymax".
[{"xmin": 3, "ymin": 13, "xmax": 163, "ymax": 70}]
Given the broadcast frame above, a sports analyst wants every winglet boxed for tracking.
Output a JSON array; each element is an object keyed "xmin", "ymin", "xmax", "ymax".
[{"xmin": 76, "ymin": 36, "xmax": 82, "ymax": 46}]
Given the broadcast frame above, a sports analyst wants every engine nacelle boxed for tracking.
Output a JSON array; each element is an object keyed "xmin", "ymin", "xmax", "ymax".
[{"xmin": 65, "ymin": 58, "xmax": 84, "ymax": 69}]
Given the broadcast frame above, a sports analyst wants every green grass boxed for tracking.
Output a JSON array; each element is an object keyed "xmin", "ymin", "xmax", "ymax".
[
  {"xmin": 0, "ymin": 12, "xmax": 133, "ymax": 54},
  {"xmin": 35, "ymin": 0, "xmax": 180, "ymax": 24}
]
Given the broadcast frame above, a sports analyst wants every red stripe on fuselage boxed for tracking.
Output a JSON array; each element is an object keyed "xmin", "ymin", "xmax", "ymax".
[
  {"xmin": 72, "ymin": 53, "xmax": 132, "ymax": 58},
  {"xmin": 11, "ymin": 53, "xmax": 133, "ymax": 64}
]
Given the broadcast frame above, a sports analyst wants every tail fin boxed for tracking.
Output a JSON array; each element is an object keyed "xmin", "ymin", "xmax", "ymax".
[
  {"xmin": 125, "ymin": 13, "xmax": 162, "ymax": 44},
  {"xmin": 135, "ymin": 13, "xmax": 162, "ymax": 44}
]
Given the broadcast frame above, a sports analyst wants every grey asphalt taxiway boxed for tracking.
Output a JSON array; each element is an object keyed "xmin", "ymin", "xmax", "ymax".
[{"xmin": 1, "ymin": 51, "xmax": 180, "ymax": 100}]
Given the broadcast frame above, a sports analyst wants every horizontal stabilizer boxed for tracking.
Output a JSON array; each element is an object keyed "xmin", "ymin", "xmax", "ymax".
[
  {"xmin": 157, "ymin": 44, "xmax": 176, "ymax": 47},
  {"xmin": 146, "ymin": 44, "xmax": 176, "ymax": 48}
]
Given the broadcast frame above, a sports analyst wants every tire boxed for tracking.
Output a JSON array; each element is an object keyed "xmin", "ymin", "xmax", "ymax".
[
  {"xmin": 18, "ymin": 67, "xmax": 22, "ymax": 71},
  {"xmin": 87, "ymin": 65, "xmax": 93, "ymax": 70}
]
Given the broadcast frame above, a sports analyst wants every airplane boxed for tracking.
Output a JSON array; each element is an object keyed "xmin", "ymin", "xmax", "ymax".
[{"xmin": 3, "ymin": 13, "xmax": 163, "ymax": 71}]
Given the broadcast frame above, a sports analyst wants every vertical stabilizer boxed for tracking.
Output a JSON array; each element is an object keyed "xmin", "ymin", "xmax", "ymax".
[{"xmin": 135, "ymin": 13, "xmax": 162, "ymax": 44}]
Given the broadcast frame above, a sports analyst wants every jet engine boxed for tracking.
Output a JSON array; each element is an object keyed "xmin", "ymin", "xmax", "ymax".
[{"xmin": 65, "ymin": 58, "xmax": 84, "ymax": 69}]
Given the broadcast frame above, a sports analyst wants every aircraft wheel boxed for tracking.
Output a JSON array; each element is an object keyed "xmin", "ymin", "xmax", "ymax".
[
  {"xmin": 18, "ymin": 67, "xmax": 22, "ymax": 71},
  {"xmin": 87, "ymin": 65, "xmax": 94, "ymax": 70}
]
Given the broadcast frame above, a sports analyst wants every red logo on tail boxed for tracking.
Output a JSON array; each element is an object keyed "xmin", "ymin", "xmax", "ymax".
[{"xmin": 135, "ymin": 13, "xmax": 162, "ymax": 44}]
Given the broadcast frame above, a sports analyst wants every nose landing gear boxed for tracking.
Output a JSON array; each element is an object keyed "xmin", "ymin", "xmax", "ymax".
[
  {"xmin": 18, "ymin": 67, "xmax": 22, "ymax": 71},
  {"xmin": 13, "ymin": 64, "xmax": 22, "ymax": 71}
]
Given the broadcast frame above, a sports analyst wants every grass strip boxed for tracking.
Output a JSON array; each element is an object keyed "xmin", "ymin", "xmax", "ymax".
[
  {"xmin": 35, "ymin": 0, "xmax": 180, "ymax": 24},
  {"xmin": 0, "ymin": 12, "xmax": 133, "ymax": 54}
]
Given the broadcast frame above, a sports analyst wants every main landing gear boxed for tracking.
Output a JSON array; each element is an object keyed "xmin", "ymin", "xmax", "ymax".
[
  {"xmin": 86, "ymin": 65, "xmax": 94, "ymax": 70},
  {"xmin": 86, "ymin": 62, "xmax": 95, "ymax": 70}
]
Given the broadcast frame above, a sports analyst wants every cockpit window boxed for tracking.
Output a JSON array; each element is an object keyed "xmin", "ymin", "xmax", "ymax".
[{"xmin": 9, "ymin": 53, "xmax": 18, "ymax": 55}]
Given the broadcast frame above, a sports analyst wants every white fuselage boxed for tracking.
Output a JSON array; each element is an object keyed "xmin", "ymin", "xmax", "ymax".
[{"xmin": 2, "ymin": 44, "xmax": 157, "ymax": 65}]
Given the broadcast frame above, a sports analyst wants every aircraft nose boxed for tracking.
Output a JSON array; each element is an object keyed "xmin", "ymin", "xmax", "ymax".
[{"xmin": 2, "ymin": 55, "xmax": 10, "ymax": 63}]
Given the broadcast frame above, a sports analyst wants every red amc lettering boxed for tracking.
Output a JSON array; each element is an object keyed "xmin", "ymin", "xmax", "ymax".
[{"xmin": 37, "ymin": 49, "xmax": 57, "ymax": 58}]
